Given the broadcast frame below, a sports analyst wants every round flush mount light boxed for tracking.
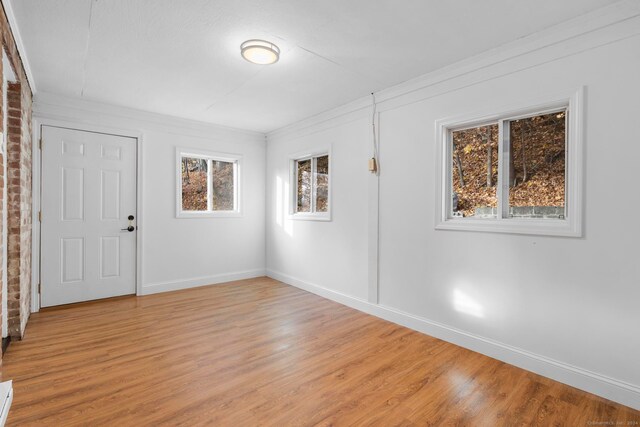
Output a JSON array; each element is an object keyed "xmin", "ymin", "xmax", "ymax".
[{"xmin": 241, "ymin": 39, "xmax": 280, "ymax": 65}]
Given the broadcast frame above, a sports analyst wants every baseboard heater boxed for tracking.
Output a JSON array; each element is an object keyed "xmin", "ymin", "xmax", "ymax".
[{"xmin": 0, "ymin": 381, "xmax": 12, "ymax": 426}]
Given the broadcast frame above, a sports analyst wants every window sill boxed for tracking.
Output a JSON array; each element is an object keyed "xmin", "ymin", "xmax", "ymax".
[
  {"xmin": 289, "ymin": 213, "xmax": 332, "ymax": 222},
  {"xmin": 435, "ymin": 217, "xmax": 581, "ymax": 237},
  {"xmin": 177, "ymin": 211, "xmax": 243, "ymax": 219}
]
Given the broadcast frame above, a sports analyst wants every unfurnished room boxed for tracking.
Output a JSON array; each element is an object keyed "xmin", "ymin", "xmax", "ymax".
[{"xmin": 0, "ymin": 0, "xmax": 638, "ymax": 425}]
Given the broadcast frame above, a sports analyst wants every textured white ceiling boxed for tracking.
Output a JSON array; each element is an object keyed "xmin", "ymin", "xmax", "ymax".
[{"xmin": 13, "ymin": 0, "xmax": 617, "ymax": 132}]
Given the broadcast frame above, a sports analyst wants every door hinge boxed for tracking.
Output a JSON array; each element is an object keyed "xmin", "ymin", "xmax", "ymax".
[
  {"xmin": 38, "ymin": 282, "xmax": 41, "ymax": 294},
  {"xmin": 38, "ymin": 211, "xmax": 42, "ymax": 222},
  {"xmin": 39, "ymin": 138, "xmax": 43, "ymax": 150}
]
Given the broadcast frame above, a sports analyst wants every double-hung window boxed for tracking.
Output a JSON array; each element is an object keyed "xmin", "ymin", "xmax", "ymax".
[
  {"xmin": 435, "ymin": 89, "xmax": 583, "ymax": 236},
  {"xmin": 290, "ymin": 151, "xmax": 331, "ymax": 220},
  {"xmin": 176, "ymin": 148, "xmax": 241, "ymax": 218}
]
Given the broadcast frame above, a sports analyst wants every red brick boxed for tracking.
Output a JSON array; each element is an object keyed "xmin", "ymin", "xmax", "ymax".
[{"xmin": 1, "ymin": 32, "xmax": 33, "ymax": 343}]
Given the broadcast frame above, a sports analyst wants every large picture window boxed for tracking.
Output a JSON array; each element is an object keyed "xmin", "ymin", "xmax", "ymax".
[
  {"xmin": 176, "ymin": 148, "xmax": 241, "ymax": 218},
  {"xmin": 290, "ymin": 150, "xmax": 331, "ymax": 220},
  {"xmin": 435, "ymin": 89, "xmax": 583, "ymax": 236}
]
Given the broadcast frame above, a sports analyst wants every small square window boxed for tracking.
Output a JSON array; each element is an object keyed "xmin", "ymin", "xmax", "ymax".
[
  {"xmin": 290, "ymin": 151, "xmax": 331, "ymax": 220},
  {"xmin": 436, "ymin": 89, "xmax": 583, "ymax": 237},
  {"xmin": 450, "ymin": 112, "xmax": 566, "ymax": 220},
  {"xmin": 176, "ymin": 148, "xmax": 241, "ymax": 218}
]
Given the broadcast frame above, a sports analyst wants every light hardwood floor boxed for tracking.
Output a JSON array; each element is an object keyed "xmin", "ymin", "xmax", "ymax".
[{"xmin": 2, "ymin": 277, "xmax": 638, "ymax": 426}]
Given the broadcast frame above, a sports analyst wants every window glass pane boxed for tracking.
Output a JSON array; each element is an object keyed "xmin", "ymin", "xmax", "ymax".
[
  {"xmin": 315, "ymin": 155, "xmax": 329, "ymax": 212},
  {"xmin": 296, "ymin": 159, "xmax": 312, "ymax": 212},
  {"xmin": 451, "ymin": 123, "xmax": 499, "ymax": 218},
  {"xmin": 181, "ymin": 157, "xmax": 208, "ymax": 211},
  {"xmin": 508, "ymin": 111, "xmax": 565, "ymax": 219},
  {"xmin": 211, "ymin": 160, "xmax": 235, "ymax": 211}
]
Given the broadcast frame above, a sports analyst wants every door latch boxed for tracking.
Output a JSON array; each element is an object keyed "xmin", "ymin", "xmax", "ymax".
[{"xmin": 121, "ymin": 215, "xmax": 135, "ymax": 232}]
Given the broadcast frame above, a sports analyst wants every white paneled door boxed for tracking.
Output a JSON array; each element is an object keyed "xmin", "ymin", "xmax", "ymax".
[{"xmin": 41, "ymin": 126, "xmax": 137, "ymax": 307}]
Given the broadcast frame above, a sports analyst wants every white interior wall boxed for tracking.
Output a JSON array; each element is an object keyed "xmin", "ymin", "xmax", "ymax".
[
  {"xmin": 141, "ymin": 129, "xmax": 265, "ymax": 293},
  {"xmin": 266, "ymin": 116, "xmax": 370, "ymax": 301},
  {"xmin": 32, "ymin": 95, "xmax": 266, "ymax": 300},
  {"xmin": 266, "ymin": 13, "xmax": 640, "ymax": 409}
]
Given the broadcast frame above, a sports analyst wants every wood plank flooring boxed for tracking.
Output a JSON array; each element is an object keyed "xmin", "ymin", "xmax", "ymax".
[{"xmin": 1, "ymin": 277, "xmax": 638, "ymax": 426}]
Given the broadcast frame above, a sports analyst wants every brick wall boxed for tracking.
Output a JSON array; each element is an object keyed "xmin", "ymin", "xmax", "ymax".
[
  {"xmin": 7, "ymin": 82, "xmax": 31, "ymax": 339},
  {"xmin": 0, "ymin": 3, "xmax": 34, "ymax": 358},
  {"xmin": 0, "ymin": 50, "xmax": 3, "ymax": 360}
]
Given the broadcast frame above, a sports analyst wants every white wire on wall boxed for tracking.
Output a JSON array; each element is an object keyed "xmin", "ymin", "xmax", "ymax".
[{"xmin": 370, "ymin": 92, "xmax": 379, "ymax": 173}]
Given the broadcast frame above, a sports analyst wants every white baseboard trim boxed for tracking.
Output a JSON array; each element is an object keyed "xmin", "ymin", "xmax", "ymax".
[
  {"xmin": 266, "ymin": 269, "xmax": 640, "ymax": 411},
  {"xmin": 140, "ymin": 269, "xmax": 266, "ymax": 295}
]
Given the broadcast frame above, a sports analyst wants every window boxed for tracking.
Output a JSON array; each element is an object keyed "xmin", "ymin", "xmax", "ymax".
[
  {"xmin": 176, "ymin": 148, "xmax": 241, "ymax": 218},
  {"xmin": 435, "ymin": 89, "xmax": 583, "ymax": 237},
  {"xmin": 290, "ymin": 151, "xmax": 331, "ymax": 220}
]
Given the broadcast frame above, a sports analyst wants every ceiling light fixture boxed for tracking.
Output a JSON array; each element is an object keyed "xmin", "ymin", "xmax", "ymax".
[{"xmin": 241, "ymin": 39, "xmax": 280, "ymax": 65}]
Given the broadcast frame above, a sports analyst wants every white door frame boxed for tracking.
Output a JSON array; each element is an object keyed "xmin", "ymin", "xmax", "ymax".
[{"xmin": 32, "ymin": 117, "xmax": 144, "ymax": 313}]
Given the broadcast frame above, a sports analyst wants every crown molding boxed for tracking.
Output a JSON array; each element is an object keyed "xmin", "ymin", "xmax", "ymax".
[
  {"xmin": 34, "ymin": 92, "xmax": 265, "ymax": 142},
  {"xmin": 1, "ymin": 0, "xmax": 36, "ymax": 92},
  {"xmin": 267, "ymin": 0, "xmax": 640, "ymax": 141}
]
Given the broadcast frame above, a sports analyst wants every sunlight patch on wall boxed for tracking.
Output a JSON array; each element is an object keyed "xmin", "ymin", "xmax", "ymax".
[
  {"xmin": 453, "ymin": 288, "xmax": 485, "ymax": 318},
  {"xmin": 276, "ymin": 176, "xmax": 283, "ymax": 227},
  {"xmin": 275, "ymin": 175, "xmax": 293, "ymax": 236},
  {"xmin": 283, "ymin": 180, "xmax": 293, "ymax": 237}
]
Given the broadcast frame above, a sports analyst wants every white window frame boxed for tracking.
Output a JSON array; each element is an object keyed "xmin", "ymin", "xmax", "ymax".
[
  {"xmin": 435, "ymin": 87, "xmax": 584, "ymax": 237},
  {"xmin": 176, "ymin": 147, "xmax": 242, "ymax": 218},
  {"xmin": 289, "ymin": 147, "xmax": 332, "ymax": 221}
]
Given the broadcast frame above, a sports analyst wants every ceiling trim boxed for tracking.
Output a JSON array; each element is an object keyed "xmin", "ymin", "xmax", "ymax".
[
  {"xmin": 375, "ymin": 0, "xmax": 640, "ymax": 108},
  {"xmin": 34, "ymin": 91, "xmax": 266, "ymax": 141},
  {"xmin": 1, "ymin": 0, "xmax": 37, "ymax": 93},
  {"xmin": 268, "ymin": 0, "xmax": 640, "ymax": 141}
]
